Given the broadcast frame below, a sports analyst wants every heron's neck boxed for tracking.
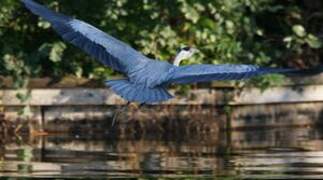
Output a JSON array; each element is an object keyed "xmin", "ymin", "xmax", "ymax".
[{"xmin": 173, "ymin": 53, "xmax": 184, "ymax": 66}]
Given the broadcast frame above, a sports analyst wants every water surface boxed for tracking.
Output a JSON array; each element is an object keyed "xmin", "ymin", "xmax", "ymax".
[{"xmin": 1, "ymin": 126, "xmax": 323, "ymax": 179}]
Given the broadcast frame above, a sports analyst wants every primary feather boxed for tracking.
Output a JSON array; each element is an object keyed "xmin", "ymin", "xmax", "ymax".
[{"xmin": 21, "ymin": 0, "xmax": 150, "ymax": 74}]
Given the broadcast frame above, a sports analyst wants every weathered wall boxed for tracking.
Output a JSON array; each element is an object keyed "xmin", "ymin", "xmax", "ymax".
[{"xmin": 1, "ymin": 76, "xmax": 323, "ymax": 132}]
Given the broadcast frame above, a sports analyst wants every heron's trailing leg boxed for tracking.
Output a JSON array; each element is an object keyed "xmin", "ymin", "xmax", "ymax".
[{"xmin": 111, "ymin": 101, "xmax": 130, "ymax": 127}]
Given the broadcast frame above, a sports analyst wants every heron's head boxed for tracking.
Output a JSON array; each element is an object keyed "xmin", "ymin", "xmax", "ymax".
[{"xmin": 173, "ymin": 46, "xmax": 199, "ymax": 66}]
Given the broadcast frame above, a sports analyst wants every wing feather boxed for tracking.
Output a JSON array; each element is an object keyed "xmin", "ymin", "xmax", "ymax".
[
  {"xmin": 22, "ymin": 0, "xmax": 150, "ymax": 73},
  {"xmin": 164, "ymin": 64, "xmax": 294, "ymax": 84}
]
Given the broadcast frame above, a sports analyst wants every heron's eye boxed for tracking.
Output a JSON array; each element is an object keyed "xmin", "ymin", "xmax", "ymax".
[{"xmin": 182, "ymin": 47, "xmax": 191, "ymax": 51}]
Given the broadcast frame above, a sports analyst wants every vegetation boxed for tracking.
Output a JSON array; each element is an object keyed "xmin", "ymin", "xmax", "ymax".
[{"xmin": 0, "ymin": 0, "xmax": 322, "ymax": 89}]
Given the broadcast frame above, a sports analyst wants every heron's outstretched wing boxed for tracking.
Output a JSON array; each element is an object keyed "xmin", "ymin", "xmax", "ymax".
[
  {"xmin": 22, "ymin": 0, "xmax": 150, "ymax": 73},
  {"xmin": 164, "ymin": 64, "xmax": 295, "ymax": 84}
]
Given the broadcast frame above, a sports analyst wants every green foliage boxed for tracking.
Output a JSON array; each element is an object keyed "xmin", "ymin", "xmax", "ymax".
[
  {"xmin": 284, "ymin": 24, "xmax": 322, "ymax": 53},
  {"xmin": 0, "ymin": 0, "xmax": 322, "ymax": 88}
]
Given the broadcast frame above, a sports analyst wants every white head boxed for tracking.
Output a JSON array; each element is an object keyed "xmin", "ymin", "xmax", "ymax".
[{"xmin": 173, "ymin": 47, "xmax": 198, "ymax": 66}]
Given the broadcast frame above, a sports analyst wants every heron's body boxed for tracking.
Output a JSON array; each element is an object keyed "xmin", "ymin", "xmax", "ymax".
[
  {"xmin": 127, "ymin": 60, "xmax": 173, "ymax": 87},
  {"xmin": 108, "ymin": 60, "xmax": 174, "ymax": 103},
  {"xmin": 22, "ymin": 0, "xmax": 323, "ymax": 104}
]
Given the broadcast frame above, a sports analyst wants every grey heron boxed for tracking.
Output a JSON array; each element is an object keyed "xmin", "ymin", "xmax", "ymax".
[{"xmin": 22, "ymin": 0, "xmax": 322, "ymax": 105}]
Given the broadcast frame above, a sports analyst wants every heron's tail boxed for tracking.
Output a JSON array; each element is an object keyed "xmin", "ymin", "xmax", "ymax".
[{"xmin": 105, "ymin": 79, "xmax": 173, "ymax": 104}]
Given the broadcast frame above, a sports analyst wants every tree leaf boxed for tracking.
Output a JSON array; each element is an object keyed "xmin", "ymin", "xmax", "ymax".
[{"xmin": 292, "ymin": 25, "xmax": 306, "ymax": 37}]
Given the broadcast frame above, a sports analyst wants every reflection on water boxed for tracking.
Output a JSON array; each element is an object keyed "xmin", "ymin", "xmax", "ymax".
[{"xmin": 2, "ymin": 126, "xmax": 323, "ymax": 178}]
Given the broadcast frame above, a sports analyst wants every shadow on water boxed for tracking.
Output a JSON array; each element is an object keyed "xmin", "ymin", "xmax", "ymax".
[{"xmin": 2, "ymin": 105, "xmax": 323, "ymax": 178}]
